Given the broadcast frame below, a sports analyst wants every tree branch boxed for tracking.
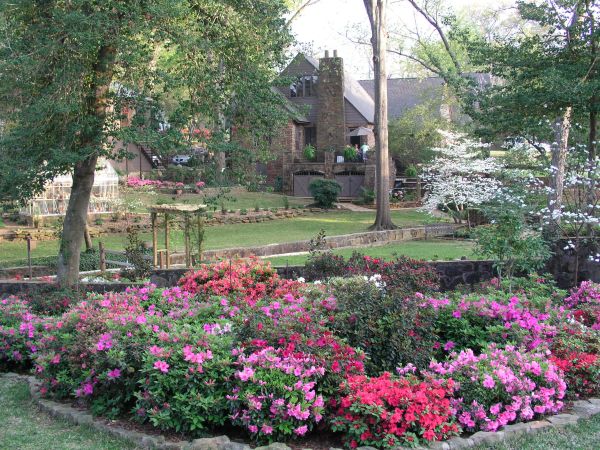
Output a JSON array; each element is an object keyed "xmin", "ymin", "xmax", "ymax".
[
  {"xmin": 406, "ymin": 0, "xmax": 462, "ymax": 73},
  {"xmin": 287, "ymin": 0, "xmax": 321, "ymax": 25},
  {"xmin": 346, "ymin": 31, "xmax": 441, "ymax": 75}
]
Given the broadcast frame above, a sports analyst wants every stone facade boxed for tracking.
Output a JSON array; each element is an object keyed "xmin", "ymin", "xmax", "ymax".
[{"xmin": 316, "ymin": 56, "xmax": 346, "ymax": 158}]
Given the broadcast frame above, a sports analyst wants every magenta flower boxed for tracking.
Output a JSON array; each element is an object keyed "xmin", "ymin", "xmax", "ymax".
[
  {"xmin": 444, "ymin": 341, "xmax": 456, "ymax": 351},
  {"xmin": 149, "ymin": 345, "xmax": 164, "ymax": 356},
  {"xmin": 482, "ymin": 374, "xmax": 496, "ymax": 389},
  {"xmin": 154, "ymin": 360, "xmax": 170, "ymax": 373},
  {"xmin": 96, "ymin": 333, "xmax": 113, "ymax": 351},
  {"xmin": 293, "ymin": 425, "xmax": 308, "ymax": 436},
  {"xmin": 107, "ymin": 368, "xmax": 121, "ymax": 379},
  {"xmin": 237, "ymin": 366, "xmax": 255, "ymax": 381},
  {"xmin": 135, "ymin": 315, "xmax": 147, "ymax": 324},
  {"xmin": 82, "ymin": 382, "xmax": 94, "ymax": 396},
  {"xmin": 261, "ymin": 424, "xmax": 273, "ymax": 435}
]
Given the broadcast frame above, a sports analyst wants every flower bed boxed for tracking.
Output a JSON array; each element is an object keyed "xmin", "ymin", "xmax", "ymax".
[
  {"xmin": 2, "ymin": 261, "xmax": 600, "ymax": 448},
  {"xmin": 125, "ymin": 177, "xmax": 204, "ymax": 193}
]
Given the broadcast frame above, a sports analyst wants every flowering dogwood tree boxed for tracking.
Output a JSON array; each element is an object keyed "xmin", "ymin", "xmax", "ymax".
[
  {"xmin": 420, "ymin": 131, "xmax": 503, "ymax": 226},
  {"xmin": 537, "ymin": 155, "xmax": 600, "ymax": 285}
]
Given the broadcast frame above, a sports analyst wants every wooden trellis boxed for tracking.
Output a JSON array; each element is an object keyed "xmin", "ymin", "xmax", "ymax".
[{"xmin": 149, "ymin": 204, "xmax": 207, "ymax": 268}]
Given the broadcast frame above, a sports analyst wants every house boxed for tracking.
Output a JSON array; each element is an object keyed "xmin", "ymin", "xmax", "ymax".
[
  {"xmin": 262, "ymin": 51, "xmax": 385, "ymax": 198},
  {"xmin": 262, "ymin": 52, "xmax": 490, "ymax": 197}
]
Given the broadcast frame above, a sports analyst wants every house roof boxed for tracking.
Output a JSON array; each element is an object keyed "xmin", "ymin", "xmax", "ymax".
[
  {"xmin": 270, "ymin": 87, "xmax": 310, "ymax": 124},
  {"xmin": 359, "ymin": 77, "xmax": 444, "ymax": 119},
  {"xmin": 358, "ymin": 73, "xmax": 492, "ymax": 120},
  {"xmin": 302, "ymin": 54, "xmax": 375, "ymax": 124}
]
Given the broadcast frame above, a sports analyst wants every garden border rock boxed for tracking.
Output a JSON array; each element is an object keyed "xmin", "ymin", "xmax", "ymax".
[{"xmin": 3, "ymin": 373, "xmax": 600, "ymax": 450}]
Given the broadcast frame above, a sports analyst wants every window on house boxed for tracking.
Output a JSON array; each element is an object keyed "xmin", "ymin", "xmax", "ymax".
[
  {"xmin": 290, "ymin": 76, "xmax": 317, "ymax": 98},
  {"xmin": 304, "ymin": 126, "xmax": 316, "ymax": 147},
  {"xmin": 304, "ymin": 76, "xmax": 313, "ymax": 97}
]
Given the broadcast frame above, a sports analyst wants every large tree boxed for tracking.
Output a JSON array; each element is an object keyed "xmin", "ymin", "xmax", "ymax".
[
  {"xmin": 463, "ymin": 0, "xmax": 599, "ymax": 222},
  {"xmin": 364, "ymin": 0, "xmax": 396, "ymax": 230},
  {"xmin": 0, "ymin": 0, "xmax": 291, "ymax": 286}
]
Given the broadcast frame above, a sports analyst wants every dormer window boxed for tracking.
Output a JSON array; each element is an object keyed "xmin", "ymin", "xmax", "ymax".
[{"xmin": 290, "ymin": 75, "xmax": 317, "ymax": 98}]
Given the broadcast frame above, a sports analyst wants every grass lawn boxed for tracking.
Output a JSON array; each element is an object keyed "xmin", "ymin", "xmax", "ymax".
[
  {"xmin": 0, "ymin": 377, "xmax": 138, "ymax": 450},
  {"xmin": 1, "ymin": 376, "xmax": 599, "ymax": 450},
  {"xmin": 473, "ymin": 414, "xmax": 600, "ymax": 450},
  {"xmin": 122, "ymin": 187, "xmax": 308, "ymax": 213},
  {"xmin": 265, "ymin": 239, "xmax": 476, "ymax": 266},
  {"xmin": 0, "ymin": 210, "xmax": 442, "ymax": 266}
]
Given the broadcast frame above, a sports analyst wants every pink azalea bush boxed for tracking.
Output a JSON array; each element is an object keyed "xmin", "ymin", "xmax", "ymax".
[
  {"xmin": 0, "ymin": 296, "xmax": 57, "ymax": 370},
  {"xmin": 1, "ymin": 260, "xmax": 597, "ymax": 446},
  {"xmin": 228, "ymin": 346, "xmax": 326, "ymax": 441},
  {"xmin": 0, "ymin": 264, "xmax": 361, "ymax": 440},
  {"xmin": 428, "ymin": 345, "xmax": 566, "ymax": 432},
  {"xmin": 420, "ymin": 293, "xmax": 565, "ymax": 355},
  {"xmin": 564, "ymin": 281, "xmax": 600, "ymax": 329},
  {"xmin": 179, "ymin": 258, "xmax": 304, "ymax": 307}
]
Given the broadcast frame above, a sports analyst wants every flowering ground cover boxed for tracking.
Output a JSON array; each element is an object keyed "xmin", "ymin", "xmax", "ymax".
[{"xmin": 1, "ymin": 259, "xmax": 600, "ymax": 448}]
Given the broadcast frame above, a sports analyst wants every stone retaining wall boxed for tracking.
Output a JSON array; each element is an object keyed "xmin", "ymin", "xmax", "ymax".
[
  {"xmin": 150, "ymin": 259, "xmax": 496, "ymax": 291},
  {"xmin": 430, "ymin": 260, "xmax": 496, "ymax": 290},
  {"xmin": 166, "ymin": 224, "xmax": 461, "ymax": 264},
  {"xmin": 0, "ymin": 280, "xmax": 142, "ymax": 297},
  {"xmin": 0, "ymin": 258, "xmax": 495, "ymax": 296},
  {"xmin": 3, "ymin": 373, "xmax": 600, "ymax": 450}
]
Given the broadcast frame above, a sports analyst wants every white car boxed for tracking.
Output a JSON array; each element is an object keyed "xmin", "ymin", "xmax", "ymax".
[{"xmin": 172, "ymin": 155, "xmax": 191, "ymax": 165}]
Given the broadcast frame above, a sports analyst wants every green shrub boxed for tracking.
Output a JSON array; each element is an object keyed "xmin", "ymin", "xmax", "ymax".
[
  {"xmin": 356, "ymin": 187, "xmax": 375, "ymax": 205},
  {"xmin": 304, "ymin": 252, "xmax": 346, "ymax": 280},
  {"xmin": 405, "ymin": 164, "xmax": 418, "ymax": 177},
  {"xmin": 282, "ymin": 196, "xmax": 289, "ymax": 210},
  {"xmin": 326, "ymin": 276, "xmax": 438, "ymax": 373},
  {"xmin": 303, "ymin": 144, "xmax": 316, "ymax": 160},
  {"xmin": 94, "ymin": 217, "xmax": 104, "ymax": 226},
  {"xmin": 308, "ymin": 179, "xmax": 341, "ymax": 209},
  {"xmin": 254, "ymin": 203, "xmax": 260, "ymax": 212},
  {"xmin": 120, "ymin": 228, "xmax": 152, "ymax": 281},
  {"xmin": 343, "ymin": 145, "xmax": 359, "ymax": 162},
  {"xmin": 240, "ymin": 208, "xmax": 248, "ymax": 215},
  {"xmin": 25, "ymin": 286, "xmax": 83, "ymax": 316}
]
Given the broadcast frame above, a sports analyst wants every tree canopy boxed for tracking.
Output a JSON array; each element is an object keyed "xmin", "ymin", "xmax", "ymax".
[{"xmin": 0, "ymin": 0, "xmax": 293, "ymax": 285}]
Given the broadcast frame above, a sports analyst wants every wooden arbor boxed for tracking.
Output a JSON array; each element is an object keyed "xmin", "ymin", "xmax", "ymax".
[{"xmin": 149, "ymin": 204, "xmax": 207, "ymax": 268}]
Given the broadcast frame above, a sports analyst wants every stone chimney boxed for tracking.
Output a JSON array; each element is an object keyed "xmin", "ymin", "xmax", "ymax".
[{"xmin": 316, "ymin": 51, "xmax": 346, "ymax": 159}]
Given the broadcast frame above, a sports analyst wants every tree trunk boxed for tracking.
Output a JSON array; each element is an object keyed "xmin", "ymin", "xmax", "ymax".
[
  {"xmin": 56, "ymin": 45, "xmax": 116, "ymax": 287},
  {"xmin": 56, "ymin": 156, "xmax": 98, "ymax": 286},
  {"xmin": 364, "ymin": 0, "xmax": 395, "ymax": 230},
  {"xmin": 84, "ymin": 223, "xmax": 93, "ymax": 251},
  {"xmin": 548, "ymin": 107, "xmax": 573, "ymax": 225},
  {"xmin": 587, "ymin": 104, "xmax": 597, "ymax": 237}
]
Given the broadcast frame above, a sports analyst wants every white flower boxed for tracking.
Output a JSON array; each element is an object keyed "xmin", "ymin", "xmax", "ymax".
[{"xmin": 296, "ymin": 277, "xmax": 305, "ymax": 283}]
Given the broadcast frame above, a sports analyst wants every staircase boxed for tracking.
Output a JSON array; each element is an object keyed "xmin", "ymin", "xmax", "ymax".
[{"xmin": 139, "ymin": 145, "xmax": 164, "ymax": 169}]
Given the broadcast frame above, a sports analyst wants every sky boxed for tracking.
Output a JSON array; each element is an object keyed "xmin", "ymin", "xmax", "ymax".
[{"xmin": 290, "ymin": 0, "xmax": 513, "ymax": 79}]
